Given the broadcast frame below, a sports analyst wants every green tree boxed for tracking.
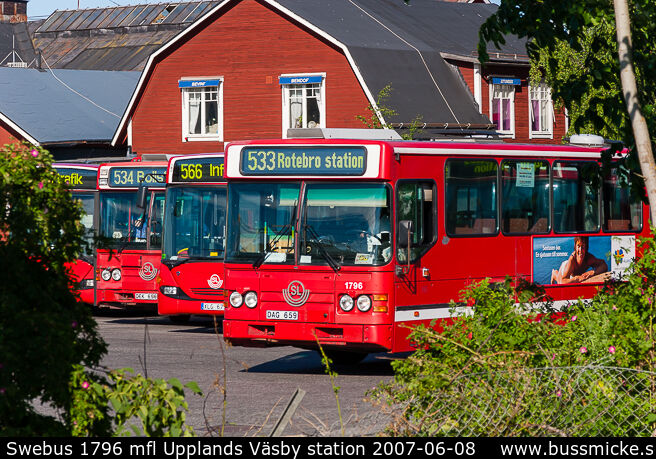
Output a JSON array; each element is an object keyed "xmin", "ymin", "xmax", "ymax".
[
  {"xmin": 0, "ymin": 143, "xmax": 201, "ymax": 436},
  {"xmin": 356, "ymin": 83, "xmax": 424, "ymax": 140},
  {"xmin": 478, "ymin": 0, "xmax": 656, "ymax": 223},
  {"xmin": 0, "ymin": 143, "xmax": 106, "ymax": 435}
]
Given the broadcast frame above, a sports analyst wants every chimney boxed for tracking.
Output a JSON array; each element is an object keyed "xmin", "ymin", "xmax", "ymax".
[{"xmin": 1, "ymin": 1, "xmax": 28, "ymax": 23}]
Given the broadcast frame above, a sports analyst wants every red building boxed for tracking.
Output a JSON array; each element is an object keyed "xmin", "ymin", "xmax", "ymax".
[{"xmin": 111, "ymin": 0, "xmax": 567, "ymax": 156}]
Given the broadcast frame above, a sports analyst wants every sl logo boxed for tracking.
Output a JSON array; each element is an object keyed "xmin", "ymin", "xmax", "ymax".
[
  {"xmin": 282, "ymin": 280, "xmax": 310, "ymax": 307},
  {"xmin": 139, "ymin": 262, "xmax": 158, "ymax": 281},
  {"xmin": 207, "ymin": 274, "xmax": 223, "ymax": 290}
]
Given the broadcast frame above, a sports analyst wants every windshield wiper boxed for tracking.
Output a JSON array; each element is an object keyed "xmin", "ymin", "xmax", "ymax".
[
  {"xmin": 304, "ymin": 224, "xmax": 341, "ymax": 272},
  {"xmin": 164, "ymin": 255, "xmax": 221, "ymax": 269},
  {"xmin": 253, "ymin": 202, "xmax": 298, "ymax": 269}
]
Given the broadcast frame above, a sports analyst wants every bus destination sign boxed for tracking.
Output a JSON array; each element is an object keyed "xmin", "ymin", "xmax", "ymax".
[
  {"xmin": 108, "ymin": 166, "xmax": 167, "ymax": 188},
  {"xmin": 55, "ymin": 167, "xmax": 97, "ymax": 190},
  {"xmin": 171, "ymin": 156, "xmax": 225, "ymax": 183},
  {"xmin": 240, "ymin": 147, "xmax": 367, "ymax": 176}
]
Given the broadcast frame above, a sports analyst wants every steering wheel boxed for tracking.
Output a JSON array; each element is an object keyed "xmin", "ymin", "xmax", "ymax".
[
  {"xmin": 317, "ymin": 234, "xmax": 336, "ymax": 244},
  {"xmin": 344, "ymin": 229, "xmax": 382, "ymax": 244}
]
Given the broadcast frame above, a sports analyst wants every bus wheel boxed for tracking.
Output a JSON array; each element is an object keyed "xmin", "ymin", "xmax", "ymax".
[
  {"xmin": 169, "ymin": 314, "xmax": 191, "ymax": 324},
  {"xmin": 323, "ymin": 350, "xmax": 368, "ymax": 366}
]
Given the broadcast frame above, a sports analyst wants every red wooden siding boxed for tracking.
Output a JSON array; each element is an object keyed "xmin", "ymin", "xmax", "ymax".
[
  {"xmin": 0, "ymin": 122, "xmax": 23, "ymax": 147},
  {"xmin": 479, "ymin": 64, "xmax": 568, "ymax": 144},
  {"xmin": 131, "ymin": 0, "xmax": 370, "ymax": 156},
  {"xmin": 452, "ymin": 61, "xmax": 568, "ymax": 144}
]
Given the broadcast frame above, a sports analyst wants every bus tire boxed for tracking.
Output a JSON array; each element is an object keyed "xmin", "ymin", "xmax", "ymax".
[
  {"xmin": 323, "ymin": 350, "xmax": 368, "ymax": 366},
  {"xmin": 169, "ymin": 314, "xmax": 191, "ymax": 324}
]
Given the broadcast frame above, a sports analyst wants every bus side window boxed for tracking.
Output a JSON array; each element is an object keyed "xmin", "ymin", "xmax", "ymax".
[
  {"xmin": 445, "ymin": 159, "xmax": 498, "ymax": 236},
  {"xmin": 501, "ymin": 160, "xmax": 550, "ymax": 234},
  {"xmin": 602, "ymin": 167, "xmax": 642, "ymax": 232},
  {"xmin": 396, "ymin": 180, "xmax": 437, "ymax": 262},
  {"xmin": 553, "ymin": 161, "xmax": 600, "ymax": 233}
]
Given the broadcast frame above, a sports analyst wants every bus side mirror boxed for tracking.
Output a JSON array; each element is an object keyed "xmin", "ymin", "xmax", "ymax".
[
  {"xmin": 398, "ymin": 220, "xmax": 414, "ymax": 247},
  {"xmin": 136, "ymin": 186, "xmax": 148, "ymax": 210}
]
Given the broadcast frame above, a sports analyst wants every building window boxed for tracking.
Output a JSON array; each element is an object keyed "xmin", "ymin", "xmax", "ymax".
[
  {"xmin": 280, "ymin": 74, "xmax": 325, "ymax": 137},
  {"xmin": 179, "ymin": 78, "xmax": 223, "ymax": 141},
  {"xmin": 490, "ymin": 82, "xmax": 515, "ymax": 137},
  {"xmin": 529, "ymin": 82, "xmax": 553, "ymax": 138}
]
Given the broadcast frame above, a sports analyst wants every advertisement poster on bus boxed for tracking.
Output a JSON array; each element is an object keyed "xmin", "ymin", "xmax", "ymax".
[{"xmin": 533, "ymin": 236, "xmax": 634, "ymax": 285}]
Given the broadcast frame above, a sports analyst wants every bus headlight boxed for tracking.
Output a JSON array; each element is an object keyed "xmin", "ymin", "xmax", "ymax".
[
  {"xmin": 101, "ymin": 269, "xmax": 111, "ymax": 281},
  {"xmin": 162, "ymin": 286, "xmax": 178, "ymax": 296},
  {"xmin": 356, "ymin": 295, "xmax": 372, "ymax": 312},
  {"xmin": 111, "ymin": 268, "xmax": 122, "ymax": 281},
  {"xmin": 244, "ymin": 291, "xmax": 258, "ymax": 308},
  {"xmin": 229, "ymin": 291, "xmax": 243, "ymax": 308},
  {"xmin": 339, "ymin": 294, "xmax": 354, "ymax": 312}
]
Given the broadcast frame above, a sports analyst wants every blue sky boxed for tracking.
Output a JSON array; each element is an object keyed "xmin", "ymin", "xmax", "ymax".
[{"xmin": 28, "ymin": 0, "xmax": 501, "ymax": 20}]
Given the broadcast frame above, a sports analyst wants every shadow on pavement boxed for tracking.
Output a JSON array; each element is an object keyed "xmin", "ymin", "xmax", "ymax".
[{"xmin": 243, "ymin": 350, "xmax": 407, "ymax": 376}]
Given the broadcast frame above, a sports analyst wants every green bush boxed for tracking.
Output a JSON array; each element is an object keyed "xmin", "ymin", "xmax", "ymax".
[
  {"xmin": 0, "ymin": 143, "xmax": 201, "ymax": 436},
  {"xmin": 372, "ymin": 238, "xmax": 656, "ymax": 436}
]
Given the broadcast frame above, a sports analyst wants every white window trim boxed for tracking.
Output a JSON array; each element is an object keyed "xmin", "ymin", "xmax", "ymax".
[
  {"xmin": 473, "ymin": 64, "xmax": 482, "ymax": 114},
  {"xmin": 280, "ymin": 72, "xmax": 326, "ymax": 138},
  {"xmin": 180, "ymin": 77, "xmax": 224, "ymax": 142},
  {"xmin": 489, "ymin": 82, "xmax": 515, "ymax": 139},
  {"xmin": 529, "ymin": 82, "xmax": 554, "ymax": 139},
  {"xmin": 127, "ymin": 118, "xmax": 133, "ymax": 147}
]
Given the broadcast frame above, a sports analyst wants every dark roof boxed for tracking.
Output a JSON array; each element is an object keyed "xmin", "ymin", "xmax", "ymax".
[
  {"xmin": 31, "ymin": 1, "xmax": 221, "ymax": 71},
  {"xmin": 277, "ymin": 0, "xmax": 526, "ymax": 60},
  {"xmin": 272, "ymin": 0, "xmax": 528, "ymax": 125},
  {"xmin": 116, "ymin": 0, "xmax": 531, "ymax": 142},
  {"xmin": 0, "ymin": 67, "xmax": 139, "ymax": 145},
  {"xmin": 0, "ymin": 21, "xmax": 37, "ymax": 68}
]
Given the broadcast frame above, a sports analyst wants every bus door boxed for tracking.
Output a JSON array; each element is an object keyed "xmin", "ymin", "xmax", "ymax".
[{"xmin": 393, "ymin": 180, "xmax": 441, "ymax": 348}]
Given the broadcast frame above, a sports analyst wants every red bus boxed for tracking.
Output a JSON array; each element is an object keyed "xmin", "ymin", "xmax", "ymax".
[
  {"xmin": 95, "ymin": 159, "xmax": 168, "ymax": 310},
  {"xmin": 158, "ymin": 154, "xmax": 226, "ymax": 324},
  {"xmin": 222, "ymin": 130, "xmax": 647, "ymax": 362},
  {"xmin": 53, "ymin": 163, "xmax": 99, "ymax": 306}
]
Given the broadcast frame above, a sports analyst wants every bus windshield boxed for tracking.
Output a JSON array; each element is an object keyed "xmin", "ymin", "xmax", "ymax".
[
  {"xmin": 74, "ymin": 192, "xmax": 96, "ymax": 247},
  {"xmin": 226, "ymin": 182, "xmax": 300, "ymax": 265},
  {"xmin": 225, "ymin": 182, "xmax": 392, "ymax": 267},
  {"xmin": 163, "ymin": 186, "xmax": 226, "ymax": 262},
  {"xmin": 99, "ymin": 191, "xmax": 164, "ymax": 250},
  {"xmin": 301, "ymin": 183, "xmax": 391, "ymax": 267}
]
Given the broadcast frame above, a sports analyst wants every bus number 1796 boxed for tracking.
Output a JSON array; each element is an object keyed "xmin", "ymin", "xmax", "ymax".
[{"xmin": 344, "ymin": 282, "xmax": 363, "ymax": 290}]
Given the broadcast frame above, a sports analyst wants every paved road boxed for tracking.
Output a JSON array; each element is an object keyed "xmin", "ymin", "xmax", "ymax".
[{"xmin": 95, "ymin": 312, "xmax": 400, "ymax": 437}]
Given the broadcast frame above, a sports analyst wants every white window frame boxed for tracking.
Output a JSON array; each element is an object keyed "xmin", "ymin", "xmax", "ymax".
[
  {"xmin": 280, "ymin": 73, "xmax": 326, "ymax": 138},
  {"xmin": 529, "ymin": 82, "xmax": 554, "ymax": 139},
  {"xmin": 180, "ymin": 77, "xmax": 223, "ymax": 142},
  {"xmin": 489, "ymin": 82, "xmax": 515, "ymax": 138}
]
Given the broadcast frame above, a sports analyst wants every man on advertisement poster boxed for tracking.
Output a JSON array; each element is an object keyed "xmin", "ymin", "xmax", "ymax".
[{"xmin": 551, "ymin": 236, "xmax": 609, "ymax": 284}]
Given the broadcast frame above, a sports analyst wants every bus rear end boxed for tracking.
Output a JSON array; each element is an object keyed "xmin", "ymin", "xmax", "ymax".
[
  {"xmin": 53, "ymin": 164, "xmax": 98, "ymax": 306},
  {"xmin": 158, "ymin": 154, "xmax": 226, "ymax": 323},
  {"xmin": 95, "ymin": 160, "xmax": 167, "ymax": 310},
  {"xmin": 222, "ymin": 138, "xmax": 397, "ymax": 360}
]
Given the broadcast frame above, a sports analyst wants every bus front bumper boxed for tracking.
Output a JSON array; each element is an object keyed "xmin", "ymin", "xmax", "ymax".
[{"xmin": 223, "ymin": 320, "xmax": 392, "ymax": 353}]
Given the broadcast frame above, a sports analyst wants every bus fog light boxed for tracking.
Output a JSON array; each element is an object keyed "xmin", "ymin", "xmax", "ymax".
[
  {"xmin": 101, "ymin": 269, "xmax": 111, "ymax": 281},
  {"xmin": 357, "ymin": 295, "xmax": 372, "ymax": 312},
  {"xmin": 229, "ymin": 291, "xmax": 243, "ymax": 308},
  {"xmin": 111, "ymin": 268, "xmax": 122, "ymax": 281},
  {"xmin": 339, "ymin": 294, "xmax": 354, "ymax": 312},
  {"xmin": 244, "ymin": 291, "xmax": 258, "ymax": 308},
  {"xmin": 83, "ymin": 279, "xmax": 95, "ymax": 288},
  {"xmin": 162, "ymin": 286, "xmax": 178, "ymax": 296}
]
